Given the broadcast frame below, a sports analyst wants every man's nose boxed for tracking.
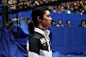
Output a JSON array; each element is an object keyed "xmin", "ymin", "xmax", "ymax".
[{"xmin": 50, "ymin": 17, "xmax": 52, "ymax": 21}]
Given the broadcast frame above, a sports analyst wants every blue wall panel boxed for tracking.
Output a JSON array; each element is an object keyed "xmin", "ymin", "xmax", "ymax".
[{"xmin": 0, "ymin": 10, "xmax": 86, "ymax": 27}]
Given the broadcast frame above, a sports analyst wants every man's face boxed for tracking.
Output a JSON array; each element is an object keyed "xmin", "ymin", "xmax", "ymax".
[
  {"xmin": 52, "ymin": 22, "xmax": 56, "ymax": 25},
  {"xmin": 28, "ymin": 19, "xmax": 31, "ymax": 23},
  {"xmin": 82, "ymin": 21, "xmax": 85, "ymax": 25},
  {"xmin": 67, "ymin": 21, "xmax": 70, "ymax": 25},
  {"xmin": 41, "ymin": 10, "xmax": 52, "ymax": 27}
]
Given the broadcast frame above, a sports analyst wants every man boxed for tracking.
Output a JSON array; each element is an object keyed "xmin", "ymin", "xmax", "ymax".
[
  {"xmin": 27, "ymin": 6, "xmax": 52, "ymax": 57},
  {"xmin": 65, "ymin": 20, "xmax": 72, "ymax": 27},
  {"xmin": 27, "ymin": 18, "xmax": 31, "ymax": 24},
  {"xmin": 27, "ymin": 18, "xmax": 34, "ymax": 37},
  {"xmin": 51, "ymin": 20, "xmax": 56, "ymax": 26},
  {"xmin": 79, "ymin": 20, "xmax": 86, "ymax": 27}
]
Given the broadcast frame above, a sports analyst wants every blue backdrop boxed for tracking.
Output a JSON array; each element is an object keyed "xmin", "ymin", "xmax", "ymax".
[
  {"xmin": 48, "ymin": 26, "xmax": 86, "ymax": 55},
  {"xmin": 0, "ymin": 10, "xmax": 86, "ymax": 27}
]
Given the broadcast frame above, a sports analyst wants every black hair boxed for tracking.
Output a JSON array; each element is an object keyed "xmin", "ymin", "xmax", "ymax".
[
  {"xmin": 31, "ymin": 6, "xmax": 49, "ymax": 27},
  {"xmin": 81, "ymin": 20, "xmax": 85, "ymax": 24},
  {"xmin": 51, "ymin": 20, "xmax": 56, "ymax": 26},
  {"xmin": 27, "ymin": 18, "xmax": 30, "ymax": 20}
]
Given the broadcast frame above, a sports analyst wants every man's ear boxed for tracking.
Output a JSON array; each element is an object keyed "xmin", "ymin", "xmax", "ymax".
[{"xmin": 37, "ymin": 16, "xmax": 42, "ymax": 22}]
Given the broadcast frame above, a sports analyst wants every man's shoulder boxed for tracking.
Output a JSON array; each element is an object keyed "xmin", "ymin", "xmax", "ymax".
[
  {"xmin": 79, "ymin": 24, "xmax": 82, "ymax": 27},
  {"xmin": 30, "ymin": 32, "xmax": 44, "ymax": 39}
]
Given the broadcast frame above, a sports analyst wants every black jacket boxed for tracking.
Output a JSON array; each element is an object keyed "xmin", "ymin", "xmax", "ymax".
[{"xmin": 27, "ymin": 27, "xmax": 52, "ymax": 57}]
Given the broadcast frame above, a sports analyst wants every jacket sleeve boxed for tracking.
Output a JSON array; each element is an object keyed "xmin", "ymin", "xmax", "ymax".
[
  {"xmin": 27, "ymin": 40, "xmax": 40, "ymax": 57},
  {"xmin": 29, "ymin": 38, "xmax": 40, "ymax": 57},
  {"xmin": 28, "ymin": 51, "xmax": 39, "ymax": 57},
  {"xmin": 28, "ymin": 51, "xmax": 45, "ymax": 57}
]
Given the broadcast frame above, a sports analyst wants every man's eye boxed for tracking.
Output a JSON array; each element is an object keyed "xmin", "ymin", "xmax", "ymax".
[
  {"xmin": 47, "ymin": 16, "xmax": 49, "ymax": 17},
  {"xmin": 47, "ymin": 15, "xmax": 50, "ymax": 17}
]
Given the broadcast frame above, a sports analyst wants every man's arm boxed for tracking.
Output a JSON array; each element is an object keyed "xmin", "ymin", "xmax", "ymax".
[{"xmin": 28, "ymin": 38, "xmax": 40, "ymax": 57}]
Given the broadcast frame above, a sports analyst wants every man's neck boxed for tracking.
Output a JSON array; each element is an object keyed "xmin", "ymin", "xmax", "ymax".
[{"xmin": 38, "ymin": 24, "xmax": 46, "ymax": 30}]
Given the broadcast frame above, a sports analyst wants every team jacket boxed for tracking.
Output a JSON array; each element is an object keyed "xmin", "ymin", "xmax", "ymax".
[{"xmin": 27, "ymin": 27, "xmax": 52, "ymax": 57}]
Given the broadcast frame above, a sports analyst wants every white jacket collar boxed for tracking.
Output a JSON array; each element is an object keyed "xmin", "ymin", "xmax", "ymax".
[{"xmin": 34, "ymin": 27, "xmax": 50, "ymax": 38}]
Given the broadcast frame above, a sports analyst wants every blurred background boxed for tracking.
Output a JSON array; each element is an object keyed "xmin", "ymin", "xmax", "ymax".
[{"xmin": 0, "ymin": 0, "xmax": 86, "ymax": 57}]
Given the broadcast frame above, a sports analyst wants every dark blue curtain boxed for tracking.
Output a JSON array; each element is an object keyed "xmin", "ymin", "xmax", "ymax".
[{"xmin": 0, "ymin": 28, "xmax": 27, "ymax": 57}]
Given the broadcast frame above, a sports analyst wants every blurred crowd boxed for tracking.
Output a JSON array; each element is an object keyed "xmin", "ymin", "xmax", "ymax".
[
  {"xmin": 51, "ymin": 19, "xmax": 86, "ymax": 27},
  {"xmin": 7, "ymin": 0, "xmax": 86, "ymax": 15},
  {"xmin": 8, "ymin": 0, "xmax": 57, "ymax": 9},
  {"xmin": 50, "ymin": 0, "xmax": 86, "ymax": 15}
]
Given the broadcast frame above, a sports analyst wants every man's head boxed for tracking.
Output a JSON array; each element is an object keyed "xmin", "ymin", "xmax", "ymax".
[
  {"xmin": 27, "ymin": 18, "xmax": 31, "ymax": 24},
  {"xmin": 66, "ymin": 20, "xmax": 71, "ymax": 25},
  {"xmin": 81, "ymin": 20, "xmax": 85, "ymax": 25},
  {"xmin": 31, "ymin": 6, "xmax": 52, "ymax": 29},
  {"xmin": 51, "ymin": 20, "xmax": 56, "ymax": 26}
]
